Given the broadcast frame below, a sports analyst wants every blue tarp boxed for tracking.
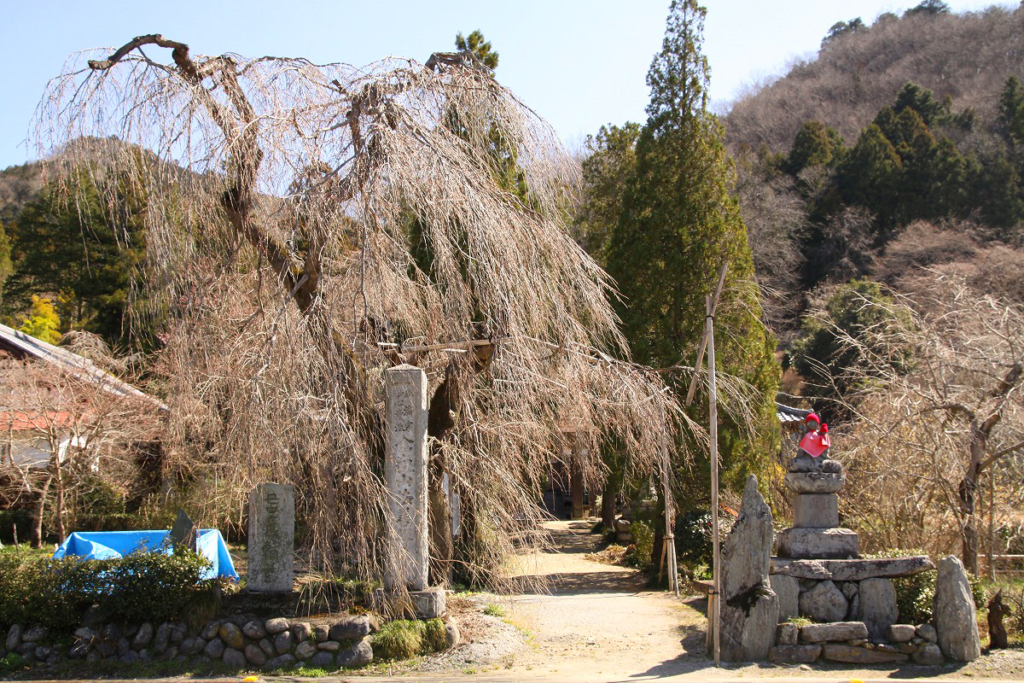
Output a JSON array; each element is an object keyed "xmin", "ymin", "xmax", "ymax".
[{"xmin": 52, "ymin": 529, "xmax": 239, "ymax": 581}]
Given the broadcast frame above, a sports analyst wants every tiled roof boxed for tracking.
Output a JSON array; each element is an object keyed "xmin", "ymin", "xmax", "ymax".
[
  {"xmin": 0, "ymin": 323, "xmax": 167, "ymax": 412},
  {"xmin": 776, "ymin": 402, "xmax": 811, "ymax": 423}
]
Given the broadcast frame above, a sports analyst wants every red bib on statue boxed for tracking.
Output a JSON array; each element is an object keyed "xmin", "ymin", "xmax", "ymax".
[{"xmin": 798, "ymin": 430, "xmax": 830, "ymax": 457}]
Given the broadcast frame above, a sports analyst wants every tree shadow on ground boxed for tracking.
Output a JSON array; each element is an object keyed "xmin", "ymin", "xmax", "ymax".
[{"xmin": 511, "ymin": 570, "xmax": 648, "ymax": 595}]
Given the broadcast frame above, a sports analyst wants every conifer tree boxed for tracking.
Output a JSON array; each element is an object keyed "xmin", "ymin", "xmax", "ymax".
[{"xmin": 605, "ymin": 0, "xmax": 779, "ymax": 498}]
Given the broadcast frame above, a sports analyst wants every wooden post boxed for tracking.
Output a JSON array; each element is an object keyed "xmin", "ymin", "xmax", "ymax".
[
  {"xmin": 707, "ymin": 293, "xmax": 721, "ymax": 667},
  {"xmin": 988, "ymin": 471, "xmax": 996, "ymax": 582},
  {"xmin": 685, "ymin": 263, "xmax": 729, "ymax": 406}
]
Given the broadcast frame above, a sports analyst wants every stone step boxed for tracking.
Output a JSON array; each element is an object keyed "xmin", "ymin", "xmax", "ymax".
[{"xmin": 799, "ymin": 621, "xmax": 869, "ymax": 643}]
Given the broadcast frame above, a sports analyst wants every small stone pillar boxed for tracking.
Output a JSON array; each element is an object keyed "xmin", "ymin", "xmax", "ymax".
[
  {"xmin": 385, "ymin": 364, "xmax": 430, "ymax": 592},
  {"xmin": 248, "ymin": 483, "xmax": 295, "ymax": 592}
]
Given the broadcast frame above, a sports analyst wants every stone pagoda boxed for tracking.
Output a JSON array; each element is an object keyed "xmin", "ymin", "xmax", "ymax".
[{"xmin": 776, "ymin": 451, "xmax": 858, "ymax": 559}]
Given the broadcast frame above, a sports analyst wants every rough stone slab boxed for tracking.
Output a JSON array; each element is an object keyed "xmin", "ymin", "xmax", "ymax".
[
  {"xmin": 337, "ymin": 638, "xmax": 373, "ymax": 669},
  {"xmin": 784, "ymin": 472, "xmax": 845, "ymax": 494},
  {"xmin": 822, "ymin": 643, "xmax": 909, "ymax": 664},
  {"xmin": 776, "ymin": 623, "xmax": 798, "ymax": 646},
  {"xmin": 771, "ymin": 556, "xmax": 934, "ymax": 581},
  {"xmin": 769, "ymin": 644, "xmax": 821, "ymax": 664},
  {"xmin": 771, "ymin": 574, "xmax": 800, "ymax": 621},
  {"xmin": 719, "ymin": 476, "xmax": 778, "ymax": 663},
  {"xmin": 858, "ymin": 578, "xmax": 898, "ymax": 640},
  {"xmin": 933, "ymin": 555, "xmax": 981, "ymax": 662},
  {"xmin": 411, "ymin": 587, "xmax": 447, "ymax": 619},
  {"xmin": 799, "ymin": 621, "xmax": 868, "ymax": 643},
  {"xmin": 793, "ymin": 493, "xmax": 839, "ymax": 528},
  {"xmin": 800, "ymin": 580, "xmax": 848, "ymax": 622},
  {"xmin": 917, "ymin": 623, "xmax": 937, "ymax": 643},
  {"xmin": 776, "ymin": 527, "xmax": 858, "ymax": 559},
  {"xmin": 248, "ymin": 483, "xmax": 295, "ymax": 593},
  {"xmin": 384, "ymin": 364, "xmax": 430, "ymax": 592}
]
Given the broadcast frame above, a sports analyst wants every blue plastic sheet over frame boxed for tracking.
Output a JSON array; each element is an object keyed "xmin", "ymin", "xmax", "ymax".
[{"xmin": 52, "ymin": 529, "xmax": 239, "ymax": 580}]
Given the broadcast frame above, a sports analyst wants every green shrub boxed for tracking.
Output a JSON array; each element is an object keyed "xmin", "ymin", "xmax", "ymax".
[
  {"xmin": 422, "ymin": 618, "xmax": 448, "ymax": 653},
  {"xmin": 0, "ymin": 546, "xmax": 212, "ymax": 631},
  {"xmin": 625, "ymin": 520, "xmax": 654, "ymax": 569},
  {"xmin": 371, "ymin": 618, "xmax": 448, "ymax": 660},
  {"xmin": 483, "ymin": 603, "xmax": 505, "ymax": 617},
  {"xmin": 372, "ymin": 619, "xmax": 424, "ymax": 660},
  {"xmin": 865, "ymin": 548, "xmax": 986, "ymax": 623}
]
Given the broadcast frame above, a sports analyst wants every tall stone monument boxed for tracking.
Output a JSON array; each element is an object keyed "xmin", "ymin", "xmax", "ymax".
[
  {"xmin": 385, "ymin": 364, "xmax": 430, "ymax": 592},
  {"xmin": 248, "ymin": 483, "xmax": 295, "ymax": 593}
]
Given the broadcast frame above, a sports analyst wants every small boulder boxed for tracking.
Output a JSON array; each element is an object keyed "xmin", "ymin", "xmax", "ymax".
[
  {"xmin": 887, "ymin": 624, "xmax": 916, "ymax": 643},
  {"xmin": 446, "ymin": 618, "xmax": 461, "ymax": 649},
  {"xmin": 265, "ymin": 653, "xmax": 297, "ymax": 670},
  {"xmin": 258, "ymin": 638, "xmax": 275, "ymax": 657},
  {"xmin": 121, "ymin": 650, "xmax": 139, "ymax": 663},
  {"xmin": 337, "ymin": 638, "xmax": 373, "ymax": 669},
  {"xmin": 274, "ymin": 631, "xmax": 293, "ymax": 654},
  {"xmin": 169, "ymin": 623, "xmax": 187, "ymax": 644},
  {"xmin": 5, "ymin": 625, "xmax": 21, "ymax": 652},
  {"xmin": 317, "ymin": 640, "xmax": 341, "ymax": 652},
  {"xmin": 913, "ymin": 643, "xmax": 944, "ymax": 666},
  {"xmin": 309, "ymin": 651, "xmax": 335, "ymax": 668},
  {"xmin": 294, "ymin": 641, "xmax": 316, "ymax": 660},
  {"xmin": 291, "ymin": 622, "xmax": 312, "ymax": 643},
  {"xmin": 243, "ymin": 620, "xmax": 266, "ymax": 640},
  {"xmin": 180, "ymin": 637, "xmax": 204, "ymax": 656},
  {"xmin": 799, "ymin": 580, "xmax": 848, "ymax": 622},
  {"xmin": 133, "ymin": 623, "xmax": 154, "ymax": 648},
  {"xmin": 245, "ymin": 643, "xmax": 267, "ymax": 667},
  {"xmin": 22, "ymin": 626, "xmax": 47, "ymax": 643},
  {"xmin": 204, "ymin": 638, "xmax": 225, "ymax": 659},
  {"xmin": 200, "ymin": 621, "xmax": 221, "ymax": 640},
  {"xmin": 152, "ymin": 623, "xmax": 171, "ymax": 654},
  {"xmin": 219, "ymin": 622, "xmax": 245, "ymax": 650},
  {"xmin": 917, "ymin": 623, "xmax": 938, "ymax": 643},
  {"xmin": 265, "ymin": 617, "xmax": 289, "ymax": 634},
  {"xmin": 222, "ymin": 647, "xmax": 247, "ymax": 669},
  {"xmin": 330, "ymin": 615, "xmax": 371, "ymax": 641}
]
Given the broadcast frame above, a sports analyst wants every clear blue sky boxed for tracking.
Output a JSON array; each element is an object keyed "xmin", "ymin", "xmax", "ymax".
[{"xmin": 0, "ymin": 0, "xmax": 1002, "ymax": 170}]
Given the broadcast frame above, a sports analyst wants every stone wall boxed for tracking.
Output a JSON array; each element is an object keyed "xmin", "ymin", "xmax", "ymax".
[
  {"xmin": 770, "ymin": 621, "xmax": 943, "ymax": 665},
  {"xmin": 2, "ymin": 615, "xmax": 379, "ymax": 671}
]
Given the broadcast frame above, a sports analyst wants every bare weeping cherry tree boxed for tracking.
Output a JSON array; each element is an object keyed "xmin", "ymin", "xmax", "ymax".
[
  {"xmin": 33, "ymin": 35, "xmax": 763, "ymax": 588},
  {"xmin": 807, "ymin": 274, "xmax": 1023, "ymax": 572}
]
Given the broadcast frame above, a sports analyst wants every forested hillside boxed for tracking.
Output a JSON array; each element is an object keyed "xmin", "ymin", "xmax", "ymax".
[
  {"xmin": 726, "ymin": 2, "xmax": 1024, "ymax": 153},
  {"xmin": 720, "ymin": 1, "xmax": 1024, "ymax": 341}
]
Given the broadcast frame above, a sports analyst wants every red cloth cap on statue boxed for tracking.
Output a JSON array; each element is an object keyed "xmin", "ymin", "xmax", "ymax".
[{"xmin": 806, "ymin": 413, "xmax": 820, "ymax": 425}]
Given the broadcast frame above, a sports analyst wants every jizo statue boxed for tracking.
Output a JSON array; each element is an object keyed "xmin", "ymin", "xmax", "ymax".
[{"xmin": 797, "ymin": 413, "xmax": 830, "ymax": 458}]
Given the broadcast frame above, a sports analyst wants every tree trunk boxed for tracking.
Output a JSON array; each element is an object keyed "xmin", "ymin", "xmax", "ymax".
[
  {"xmin": 31, "ymin": 474, "xmax": 54, "ymax": 549},
  {"xmin": 960, "ymin": 429, "xmax": 986, "ymax": 575},
  {"xmin": 601, "ymin": 465, "xmax": 623, "ymax": 529},
  {"xmin": 54, "ymin": 461, "xmax": 66, "ymax": 542}
]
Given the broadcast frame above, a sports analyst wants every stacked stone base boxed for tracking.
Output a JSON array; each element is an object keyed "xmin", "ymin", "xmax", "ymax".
[
  {"xmin": 769, "ymin": 621, "xmax": 943, "ymax": 666},
  {"xmin": 1, "ymin": 615, "xmax": 399, "ymax": 671}
]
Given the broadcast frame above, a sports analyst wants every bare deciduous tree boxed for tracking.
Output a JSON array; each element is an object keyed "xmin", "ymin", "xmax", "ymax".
[
  {"xmin": 33, "ymin": 36, "xmax": 766, "ymax": 588},
  {"xmin": 813, "ymin": 274, "xmax": 1023, "ymax": 571}
]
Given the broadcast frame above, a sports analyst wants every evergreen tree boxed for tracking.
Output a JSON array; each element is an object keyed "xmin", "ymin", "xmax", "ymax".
[
  {"xmin": 837, "ymin": 123, "xmax": 902, "ymax": 234},
  {"xmin": 0, "ymin": 221, "xmax": 12, "ymax": 303},
  {"xmin": 5, "ymin": 169, "xmax": 149, "ymax": 346},
  {"xmin": 605, "ymin": 0, "xmax": 779, "ymax": 497},
  {"xmin": 575, "ymin": 122, "xmax": 641, "ymax": 262},
  {"xmin": 785, "ymin": 120, "xmax": 845, "ymax": 176}
]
